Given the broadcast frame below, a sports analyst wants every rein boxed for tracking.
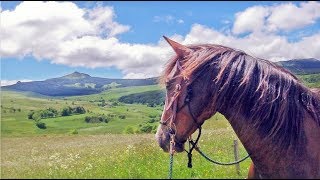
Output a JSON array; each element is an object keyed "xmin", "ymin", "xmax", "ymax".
[{"xmin": 161, "ymin": 83, "xmax": 250, "ymax": 178}]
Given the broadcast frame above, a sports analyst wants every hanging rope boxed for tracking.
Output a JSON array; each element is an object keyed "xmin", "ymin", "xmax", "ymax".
[
  {"xmin": 194, "ymin": 147, "xmax": 250, "ymax": 166},
  {"xmin": 168, "ymin": 134, "xmax": 175, "ymax": 179},
  {"xmin": 168, "ymin": 151, "xmax": 174, "ymax": 179},
  {"xmin": 186, "ymin": 128, "xmax": 250, "ymax": 167}
]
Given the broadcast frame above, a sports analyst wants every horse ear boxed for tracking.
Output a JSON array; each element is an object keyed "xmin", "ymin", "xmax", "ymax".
[{"xmin": 163, "ymin": 36, "xmax": 192, "ymax": 57}]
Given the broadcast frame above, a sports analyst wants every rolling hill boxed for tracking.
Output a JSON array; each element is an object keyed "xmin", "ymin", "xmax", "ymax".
[
  {"xmin": 2, "ymin": 71, "xmax": 158, "ymax": 96},
  {"xmin": 276, "ymin": 58, "xmax": 320, "ymax": 74}
]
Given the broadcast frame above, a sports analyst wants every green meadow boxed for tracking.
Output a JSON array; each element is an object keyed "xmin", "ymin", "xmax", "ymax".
[{"xmin": 1, "ymin": 85, "xmax": 251, "ymax": 178}]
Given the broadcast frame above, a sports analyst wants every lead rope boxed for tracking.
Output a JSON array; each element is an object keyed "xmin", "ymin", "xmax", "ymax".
[
  {"xmin": 186, "ymin": 126, "xmax": 202, "ymax": 168},
  {"xmin": 168, "ymin": 134, "xmax": 175, "ymax": 179},
  {"xmin": 186, "ymin": 126, "xmax": 250, "ymax": 167}
]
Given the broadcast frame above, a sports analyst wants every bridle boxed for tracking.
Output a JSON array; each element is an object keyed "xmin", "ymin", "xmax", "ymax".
[{"xmin": 159, "ymin": 78, "xmax": 203, "ymax": 168}]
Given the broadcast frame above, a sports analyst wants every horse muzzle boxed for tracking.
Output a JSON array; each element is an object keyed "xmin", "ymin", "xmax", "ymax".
[{"xmin": 155, "ymin": 129, "xmax": 186, "ymax": 153}]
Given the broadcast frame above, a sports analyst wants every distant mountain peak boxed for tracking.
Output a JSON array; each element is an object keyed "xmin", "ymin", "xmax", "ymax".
[
  {"xmin": 61, "ymin": 71, "xmax": 91, "ymax": 79},
  {"xmin": 287, "ymin": 58, "xmax": 319, "ymax": 62},
  {"xmin": 277, "ymin": 58, "xmax": 320, "ymax": 74}
]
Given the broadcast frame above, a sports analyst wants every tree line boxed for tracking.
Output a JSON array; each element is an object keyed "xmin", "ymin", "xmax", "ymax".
[
  {"xmin": 28, "ymin": 106, "xmax": 86, "ymax": 121},
  {"xmin": 118, "ymin": 90, "xmax": 165, "ymax": 107}
]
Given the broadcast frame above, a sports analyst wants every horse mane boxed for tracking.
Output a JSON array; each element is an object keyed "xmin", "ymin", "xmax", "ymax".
[{"xmin": 161, "ymin": 44, "xmax": 320, "ymax": 150}]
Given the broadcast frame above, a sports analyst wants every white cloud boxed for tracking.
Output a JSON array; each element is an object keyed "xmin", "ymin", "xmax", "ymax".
[
  {"xmin": 1, "ymin": 79, "xmax": 33, "ymax": 86},
  {"xmin": 123, "ymin": 73, "xmax": 149, "ymax": 79},
  {"xmin": 87, "ymin": 5, "xmax": 130, "ymax": 37},
  {"xmin": 267, "ymin": 2, "xmax": 320, "ymax": 32},
  {"xmin": 183, "ymin": 24, "xmax": 320, "ymax": 61},
  {"xmin": 233, "ymin": 1, "xmax": 320, "ymax": 34},
  {"xmin": 177, "ymin": 19, "xmax": 184, "ymax": 24},
  {"xmin": 0, "ymin": 1, "xmax": 174, "ymax": 79},
  {"xmin": 233, "ymin": 6, "xmax": 270, "ymax": 34},
  {"xmin": 0, "ymin": 1, "xmax": 319, "ymax": 80}
]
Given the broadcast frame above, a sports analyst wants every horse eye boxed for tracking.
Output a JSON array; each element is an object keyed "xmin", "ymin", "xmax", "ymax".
[{"xmin": 176, "ymin": 84, "xmax": 181, "ymax": 90}]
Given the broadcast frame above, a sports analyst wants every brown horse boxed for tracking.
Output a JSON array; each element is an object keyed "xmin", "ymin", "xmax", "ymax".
[{"xmin": 155, "ymin": 36, "xmax": 320, "ymax": 178}]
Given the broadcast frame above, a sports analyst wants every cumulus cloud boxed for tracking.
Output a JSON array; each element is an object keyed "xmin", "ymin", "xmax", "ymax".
[
  {"xmin": 233, "ymin": 1, "xmax": 320, "ymax": 34},
  {"xmin": 233, "ymin": 6, "xmax": 270, "ymax": 34},
  {"xmin": 87, "ymin": 5, "xmax": 130, "ymax": 37},
  {"xmin": 1, "ymin": 1, "xmax": 320, "ymax": 79},
  {"xmin": 183, "ymin": 24, "xmax": 320, "ymax": 61}
]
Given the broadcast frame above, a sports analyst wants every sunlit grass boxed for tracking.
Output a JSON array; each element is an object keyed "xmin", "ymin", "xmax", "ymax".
[{"xmin": 1, "ymin": 131, "xmax": 251, "ymax": 179}]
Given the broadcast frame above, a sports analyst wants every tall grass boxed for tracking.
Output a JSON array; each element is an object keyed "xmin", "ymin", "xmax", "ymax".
[{"xmin": 1, "ymin": 131, "xmax": 251, "ymax": 179}]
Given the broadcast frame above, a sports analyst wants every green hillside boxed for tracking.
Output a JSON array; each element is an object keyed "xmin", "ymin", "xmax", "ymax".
[
  {"xmin": 298, "ymin": 73, "xmax": 320, "ymax": 88},
  {"xmin": 1, "ymin": 86, "xmax": 163, "ymax": 137}
]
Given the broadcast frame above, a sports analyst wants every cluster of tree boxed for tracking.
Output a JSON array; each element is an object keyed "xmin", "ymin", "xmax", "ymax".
[
  {"xmin": 84, "ymin": 113, "xmax": 126, "ymax": 124},
  {"xmin": 84, "ymin": 114, "xmax": 110, "ymax": 123},
  {"xmin": 92, "ymin": 97, "xmax": 120, "ymax": 107},
  {"xmin": 28, "ymin": 106, "xmax": 86, "ymax": 121},
  {"xmin": 118, "ymin": 90, "xmax": 165, "ymax": 107},
  {"xmin": 61, "ymin": 106, "xmax": 86, "ymax": 116}
]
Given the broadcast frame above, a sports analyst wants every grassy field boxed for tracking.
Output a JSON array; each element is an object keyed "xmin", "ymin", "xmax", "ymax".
[
  {"xmin": 1, "ymin": 86, "xmax": 252, "ymax": 178},
  {"xmin": 1, "ymin": 118, "xmax": 250, "ymax": 179}
]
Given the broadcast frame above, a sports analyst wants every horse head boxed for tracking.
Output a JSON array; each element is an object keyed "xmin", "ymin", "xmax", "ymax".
[{"xmin": 155, "ymin": 37, "xmax": 218, "ymax": 152}]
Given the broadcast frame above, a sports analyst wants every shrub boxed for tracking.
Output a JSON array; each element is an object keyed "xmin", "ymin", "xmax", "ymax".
[
  {"xmin": 85, "ymin": 115, "xmax": 109, "ymax": 123},
  {"xmin": 28, "ymin": 111, "xmax": 35, "ymax": 119},
  {"xmin": 72, "ymin": 106, "xmax": 86, "ymax": 114},
  {"xmin": 39, "ymin": 108, "xmax": 58, "ymax": 119},
  {"xmin": 118, "ymin": 115, "xmax": 126, "ymax": 119},
  {"xmin": 36, "ymin": 121, "xmax": 47, "ymax": 129},
  {"xmin": 107, "ymin": 114, "xmax": 116, "ymax": 118},
  {"xmin": 61, "ymin": 107, "xmax": 72, "ymax": 116}
]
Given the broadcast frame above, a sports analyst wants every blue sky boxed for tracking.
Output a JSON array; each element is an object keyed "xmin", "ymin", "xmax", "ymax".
[{"xmin": 1, "ymin": 1, "xmax": 320, "ymax": 85}]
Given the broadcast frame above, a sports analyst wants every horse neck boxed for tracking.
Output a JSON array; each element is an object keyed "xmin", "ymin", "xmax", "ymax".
[{"xmin": 213, "ymin": 76, "xmax": 320, "ymax": 178}]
